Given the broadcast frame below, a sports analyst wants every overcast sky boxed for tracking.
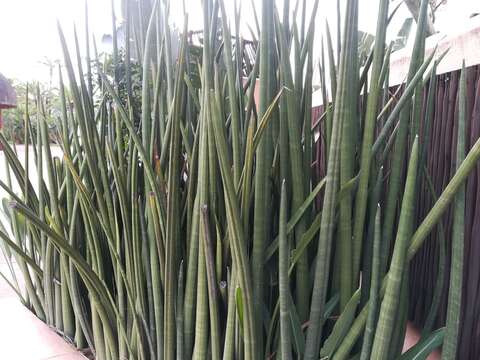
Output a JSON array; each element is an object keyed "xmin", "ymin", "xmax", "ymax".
[{"xmin": 0, "ymin": 0, "xmax": 478, "ymax": 82}]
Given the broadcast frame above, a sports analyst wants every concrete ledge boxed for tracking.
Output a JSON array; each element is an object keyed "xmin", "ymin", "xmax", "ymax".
[{"xmin": 389, "ymin": 16, "xmax": 480, "ymax": 86}]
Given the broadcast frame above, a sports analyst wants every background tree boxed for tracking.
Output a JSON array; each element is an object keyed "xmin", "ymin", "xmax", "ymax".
[
  {"xmin": 1, "ymin": 79, "xmax": 59, "ymax": 144},
  {"xmin": 404, "ymin": 0, "xmax": 448, "ymax": 36}
]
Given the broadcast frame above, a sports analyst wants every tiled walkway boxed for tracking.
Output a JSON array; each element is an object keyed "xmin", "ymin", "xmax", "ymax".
[
  {"xmin": 0, "ymin": 254, "xmax": 86, "ymax": 360},
  {"xmin": 0, "ymin": 146, "xmax": 84, "ymax": 359}
]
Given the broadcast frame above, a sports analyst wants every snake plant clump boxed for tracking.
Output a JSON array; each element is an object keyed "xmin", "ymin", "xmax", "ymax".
[{"xmin": 0, "ymin": 0, "xmax": 476, "ymax": 359}]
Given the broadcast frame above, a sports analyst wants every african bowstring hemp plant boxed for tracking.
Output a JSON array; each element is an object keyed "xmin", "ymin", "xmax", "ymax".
[
  {"xmin": 251, "ymin": 0, "xmax": 275, "ymax": 356},
  {"xmin": 305, "ymin": 0, "xmax": 359, "ymax": 356},
  {"xmin": 0, "ymin": 0, "xmax": 479, "ymax": 359},
  {"xmin": 381, "ymin": 0, "xmax": 428, "ymax": 275},
  {"xmin": 371, "ymin": 137, "xmax": 419, "ymax": 360},
  {"xmin": 442, "ymin": 61, "xmax": 467, "ymax": 360},
  {"xmin": 351, "ymin": 0, "xmax": 388, "ymax": 299}
]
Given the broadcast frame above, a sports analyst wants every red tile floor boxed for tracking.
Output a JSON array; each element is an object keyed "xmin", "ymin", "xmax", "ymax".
[{"xmin": 0, "ymin": 253, "xmax": 86, "ymax": 360}]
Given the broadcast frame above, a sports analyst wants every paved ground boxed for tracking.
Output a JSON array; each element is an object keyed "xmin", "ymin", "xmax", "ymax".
[
  {"xmin": 0, "ymin": 145, "xmax": 85, "ymax": 360},
  {"xmin": 0, "ymin": 253, "xmax": 85, "ymax": 360}
]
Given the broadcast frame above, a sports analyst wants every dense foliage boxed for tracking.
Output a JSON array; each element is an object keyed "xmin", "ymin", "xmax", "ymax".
[
  {"xmin": 1, "ymin": 79, "xmax": 59, "ymax": 144},
  {"xmin": 0, "ymin": 0, "xmax": 475, "ymax": 359}
]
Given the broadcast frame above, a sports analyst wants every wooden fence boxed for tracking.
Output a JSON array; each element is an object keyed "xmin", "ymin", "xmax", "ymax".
[
  {"xmin": 312, "ymin": 21, "xmax": 480, "ymax": 359},
  {"xmin": 408, "ymin": 63, "xmax": 480, "ymax": 360}
]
